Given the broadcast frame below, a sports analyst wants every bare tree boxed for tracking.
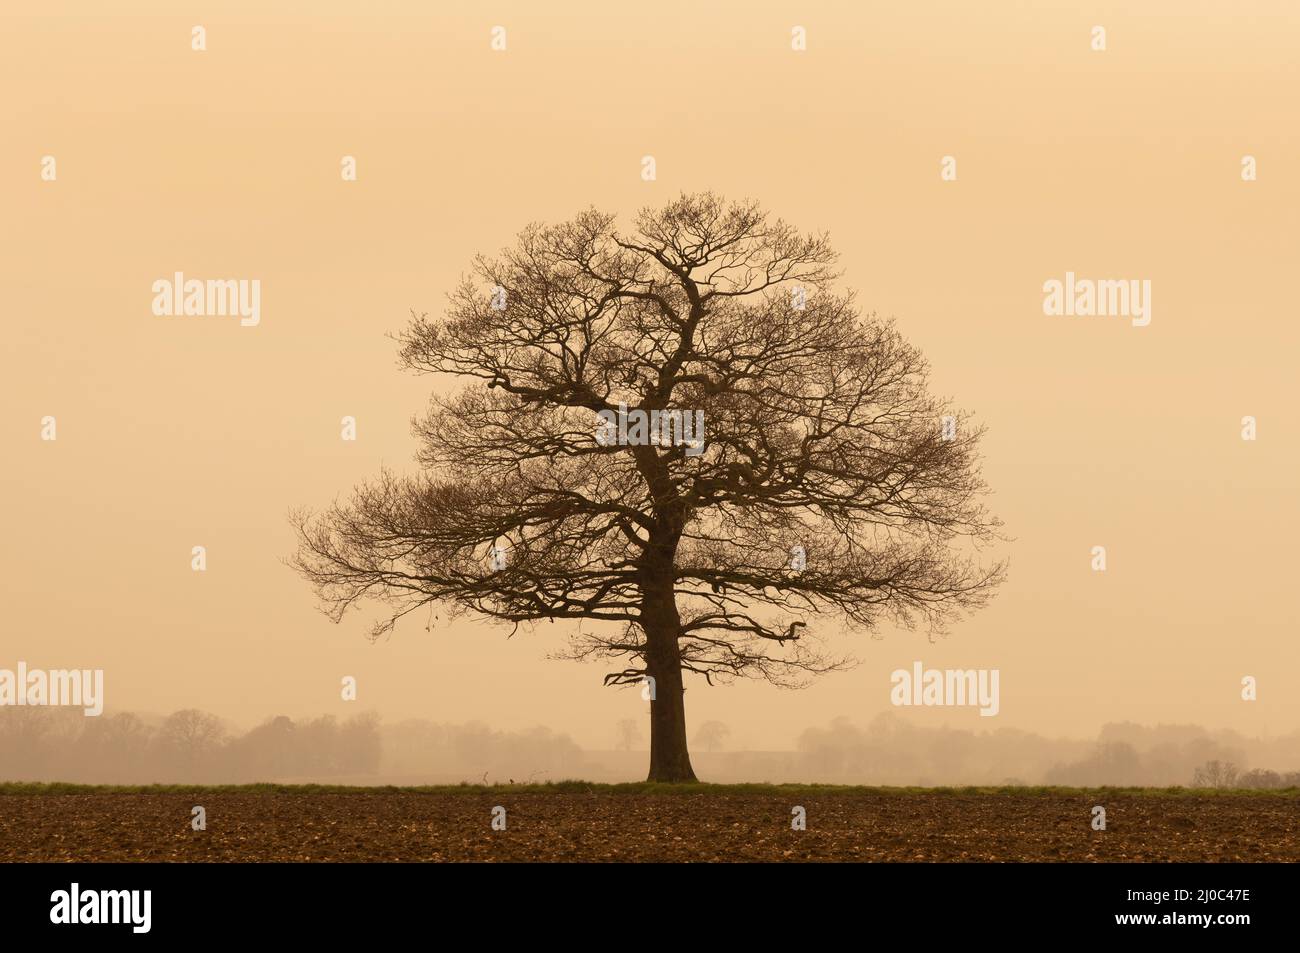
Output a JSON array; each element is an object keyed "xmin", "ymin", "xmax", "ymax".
[
  {"xmin": 157, "ymin": 709, "xmax": 226, "ymax": 780},
  {"xmin": 1238, "ymin": 768, "xmax": 1282, "ymax": 789},
  {"xmin": 1192, "ymin": 760, "xmax": 1240, "ymax": 789},
  {"xmin": 292, "ymin": 193, "xmax": 1005, "ymax": 782},
  {"xmin": 616, "ymin": 718, "xmax": 643, "ymax": 752},
  {"xmin": 694, "ymin": 720, "xmax": 730, "ymax": 753}
]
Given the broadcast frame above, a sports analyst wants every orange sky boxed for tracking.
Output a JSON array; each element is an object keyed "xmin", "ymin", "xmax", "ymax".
[{"xmin": 3, "ymin": 1, "xmax": 1298, "ymax": 748}]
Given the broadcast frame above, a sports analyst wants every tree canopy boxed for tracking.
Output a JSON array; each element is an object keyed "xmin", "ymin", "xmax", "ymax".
[{"xmin": 292, "ymin": 193, "xmax": 1005, "ymax": 780}]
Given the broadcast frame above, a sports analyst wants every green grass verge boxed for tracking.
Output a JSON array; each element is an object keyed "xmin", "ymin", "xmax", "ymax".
[{"xmin": 2, "ymin": 781, "xmax": 1299, "ymax": 797}]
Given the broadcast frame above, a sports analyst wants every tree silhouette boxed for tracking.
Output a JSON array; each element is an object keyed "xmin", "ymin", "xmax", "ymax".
[
  {"xmin": 1192, "ymin": 760, "xmax": 1240, "ymax": 789},
  {"xmin": 694, "ymin": 720, "xmax": 730, "ymax": 753},
  {"xmin": 157, "ymin": 709, "xmax": 226, "ymax": 781},
  {"xmin": 616, "ymin": 718, "xmax": 643, "ymax": 752},
  {"xmin": 292, "ymin": 193, "xmax": 1004, "ymax": 782}
]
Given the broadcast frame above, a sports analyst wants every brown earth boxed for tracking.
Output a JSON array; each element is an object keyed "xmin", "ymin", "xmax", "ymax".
[{"xmin": 1, "ymin": 790, "xmax": 1297, "ymax": 862}]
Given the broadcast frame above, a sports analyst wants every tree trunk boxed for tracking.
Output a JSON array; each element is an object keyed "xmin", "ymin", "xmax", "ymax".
[
  {"xmin": 642, "ymin": 579, "xmax": 698, "ymax": 783},
  {"xmin": 645, "ymin": 643, "xmax": 697, "ymax": 782}
]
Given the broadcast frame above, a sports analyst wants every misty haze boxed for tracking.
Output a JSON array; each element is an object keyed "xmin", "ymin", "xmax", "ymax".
[{"xmin": 5, "ymin": 706, "xmax": 1299, "ymax": 790}]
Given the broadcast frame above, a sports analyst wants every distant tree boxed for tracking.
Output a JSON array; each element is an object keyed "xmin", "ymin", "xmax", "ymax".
[
  {"xmin": 693, "ymin": 720, "xmax": 730, "ymax": 752},
  {"xmin": 338, "ymin": 711, "xmax": 383, "ymax": 774},
  {"xmin": 104, "ymin": 712, "xmax": 152, "ymax": 762},
  {"xmin": 157, "ymin": 709, "xmax": 226, "ymax": 780},
  {"xmin": 76, "ymin": 712, "xmax": 153, "ymax": 783},
  {"xmin": 1095, "ymin": 741, "xmax": 1142, "ymax": 785},
  {"xmin": 292, "ymin": 193, "xmax": 1005, "ymax": 781},
  {"xmin": 616, "ymin": 718, "xmax": 643, "ymax": 751},
  {"xmin": 1237, "ymin": 768, "xmax": 1282, "ymax": 789},
  {"xmin": 296, "ymin": 715, "xmax": 341, "ymax": 773},
  {"xmin": 228, "ymin": 715, "xmax": 296, "ymax": 780},
  {"xmin": 0, "ymin": 707, "xmax": 57, "ymax": 778},
  {"xmin": 1192, "ymin": 759, "xmax": 1239, "ymax": 789}
]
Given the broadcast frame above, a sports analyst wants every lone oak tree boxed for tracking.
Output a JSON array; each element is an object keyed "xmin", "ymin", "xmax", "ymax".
[{"xmin": 291, "ymin": 193, "xmax": 1004, "ymax": 783}]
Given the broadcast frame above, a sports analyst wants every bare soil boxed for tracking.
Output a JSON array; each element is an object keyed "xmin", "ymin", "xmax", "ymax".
[{"xmin": 2, "ymin": 789, "xmax": 1296, "ymax": 862}]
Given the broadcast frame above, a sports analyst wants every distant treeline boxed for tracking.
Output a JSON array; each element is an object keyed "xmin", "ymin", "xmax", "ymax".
[
  {"xmin": 2, "ymin": 707, "xmax": 1298, "ymax": 786},
  {"xmin": 0, "ymin": 707, "xmax": 590, "ymax": 784},
  {"xmin": 791, "ymin": 715, "xmax": 1300, "ymax": 787},
  {"xmin": 0, "ymin": 708, "xmax": 382, "ymax": 783}
]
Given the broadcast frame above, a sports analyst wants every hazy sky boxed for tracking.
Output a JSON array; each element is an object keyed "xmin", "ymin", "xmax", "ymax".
[{"xmin": 4, "ymin": 1, "xmax": 1298, "ymax": 750}]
